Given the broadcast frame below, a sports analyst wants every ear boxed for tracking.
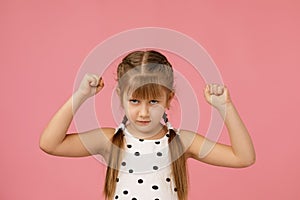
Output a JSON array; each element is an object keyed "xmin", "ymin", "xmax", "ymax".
[{"xmin": 166, "ymin": 92, "xmax": 174, "ymax": 109}]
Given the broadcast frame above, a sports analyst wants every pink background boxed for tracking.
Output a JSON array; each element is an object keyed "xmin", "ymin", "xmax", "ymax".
[{"xmin": 1, "ymin": 0, "xmax": 299, "ymax": 199}]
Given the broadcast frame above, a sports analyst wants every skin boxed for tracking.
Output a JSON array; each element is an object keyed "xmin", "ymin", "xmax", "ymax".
[
  {"xmin": 39, "ymin": 74, "xmax": 255, "ymax": 168},
  {"xmin": 186, "ymin": 84, "xmax": 256, "ymax": 167},
  {"xmin": 122, "ymin": 89, "xmax": 174, "ymax": 139}
]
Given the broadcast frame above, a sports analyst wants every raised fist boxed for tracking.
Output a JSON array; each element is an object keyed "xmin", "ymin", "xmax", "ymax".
[
  {"xmin": 204, "ymin": 84, "xmax": 231, "ymax": 110},
  {"xmin": 76, "ymin": 73, "xmax": 104, "ymax": 99}
]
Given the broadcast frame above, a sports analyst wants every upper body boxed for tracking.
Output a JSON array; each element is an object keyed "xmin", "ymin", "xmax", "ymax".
[
  {"xmin": 39, "ymin": 50, "xmax": 256, "ymax": 200},
  {"xmin": 113, "ymin": 127, "xmax": 178, "ymax": 200}
]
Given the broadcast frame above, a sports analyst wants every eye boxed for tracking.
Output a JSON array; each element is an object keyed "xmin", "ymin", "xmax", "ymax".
[
  {"xmin": 129, "ymin": 99, "xmax": 139, "ymax": 104},
  {"xmin": 149, "ymin": 100, "xmax": 159, "ymax": 105}
]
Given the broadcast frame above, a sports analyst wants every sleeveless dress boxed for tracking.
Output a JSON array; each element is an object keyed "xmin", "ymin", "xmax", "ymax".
[{"xmin": 113, "ymin": 128, "xmax": 178, "ymax": 200}]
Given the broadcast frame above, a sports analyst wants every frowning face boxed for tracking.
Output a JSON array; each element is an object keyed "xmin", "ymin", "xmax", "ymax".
[{"xmin": 123, "ymin": 91, "xmax": 172, "ymax": 138}]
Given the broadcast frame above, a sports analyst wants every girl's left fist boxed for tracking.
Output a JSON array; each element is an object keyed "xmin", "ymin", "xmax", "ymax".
[{"xmin": 204, "ymin": 84, "xmax": 232, "ymax": 110}]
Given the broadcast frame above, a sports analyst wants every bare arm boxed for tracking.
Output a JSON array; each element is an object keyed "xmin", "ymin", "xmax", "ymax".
[
  {"xmin": 186, "ymin": 84, "xmax": 256, "ymax": 168},
  {"xmin": 39, "ymin": 74, "xmax": 113, "ymax": 157}
]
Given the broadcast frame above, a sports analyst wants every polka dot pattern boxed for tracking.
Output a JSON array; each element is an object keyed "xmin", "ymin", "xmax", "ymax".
[
  {"xmin": 138, "ymin": 179, "xmax": 143, "ymax": 184},
  {"xmin": 152, "ymin": 185, "xmax": 159, "ymax": 190},
  {"xmin": 114, "ymin": 128, "xmax": 178, "ymax": 199},
  {"xmin": 123, "ymin": 190, "xmax": 128, "ymax": 195},
  {"xmin": 134, "ymin": 152, "xmax": 140, "ymax": 156}
]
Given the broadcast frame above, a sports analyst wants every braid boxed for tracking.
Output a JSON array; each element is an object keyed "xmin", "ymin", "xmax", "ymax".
[
  {"xmin": 104, "ymin": 116, "xmax": 127, "ymax": 199},
  {"xmin": 117, "ymin": 50, "xmax": 172, "ymax": 81},
  {"xmin": 106, "ymin": 50, "xmax": 187, "ymax": 199},
  {"xmin": 164, "ymin": 113, "xmax": 188, "ymax": 200}
]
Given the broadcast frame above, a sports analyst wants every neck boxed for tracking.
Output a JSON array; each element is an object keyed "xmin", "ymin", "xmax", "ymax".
[{"xmin": 126, "ymin": 123, "xmax": 168, "ymax": 140}]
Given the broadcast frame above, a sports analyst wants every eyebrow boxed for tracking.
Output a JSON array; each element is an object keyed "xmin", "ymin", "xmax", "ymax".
[{"xmin": 128, "ymin": 96, "xmax": 164, "ymax": 100}]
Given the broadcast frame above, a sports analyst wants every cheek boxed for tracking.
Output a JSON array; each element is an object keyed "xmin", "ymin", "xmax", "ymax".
[
  {"xmin": 123, "ymin": 103, "xmax": 136, "ymax": 118},
  {"xmin": 149, "ymin": 105, "xmax": 165, "ymax": 120}
]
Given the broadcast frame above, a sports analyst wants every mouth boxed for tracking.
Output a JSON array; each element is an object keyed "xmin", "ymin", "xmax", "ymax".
[{"xmin": 136, "ymin": 120, "xmax": 151, "ymax": 126}]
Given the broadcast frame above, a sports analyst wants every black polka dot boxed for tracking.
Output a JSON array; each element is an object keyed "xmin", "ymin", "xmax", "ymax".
[
  {"xmin": 134, "ymin": 152, "xmax": 140, "ymax": 156},
  {"xmin": 156, "ymin": 152, "xmax": 162, "ymax": 156},
  {"xmin": 174, "ymin": 188, "xmax": 178, "ymax": 192},
  {"xmin": 166, "ymin": 178, "xmax": 171, "ymax": 182},
  {"xmin": 115, "ymin": 195, "xmax": 119, "ymax": 199},
  {"xmin": 127, "ymin": 144, "xmax": 132, "ymax": 148},
  {"xmin": 152, "ymin": 185, "xmax": 159, "ymax": 190},
  {"xmin": 123, "ymin": 190, "xmax": 128, "ymax": 195},
  {"xmin": 129, "ymin": 169, "xmax": 134, "ymax": 173},
  {"xmin": 154, "ymin": 199, "xmax": 159, "ymax": 200},
  {"xmin": 166, "ymin": 134, "xmax": 170, "ymax": 137},
  {"xmin": 155, "ymin": 141, "xmax": 160, "ymax": 145},
  {"xmin": 138, "ymin": 179, "xmax": 143, "ymax": 184},
  {"xmin": 132, "ymin": 198, "xmax": 137, "ymax": 200},
  {"xmin": 121, "ymin": 161, "xmax": 126, "ymax": 166},
  {"xmin": 153, "ymin": 166, "xmax": 159, "ymax": 170},
  {"xmin": 116, "ymin": 178, "xmax": 119, "ymax": 182},
  {"xmin": 139, "ymin": 139, "xmax": 144, "ymax": 142}
]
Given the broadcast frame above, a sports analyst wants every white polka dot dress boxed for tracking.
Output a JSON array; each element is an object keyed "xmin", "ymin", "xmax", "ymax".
[{"xmin": 113, "ymin": 128, "xmax": 178, "ymax": 200}]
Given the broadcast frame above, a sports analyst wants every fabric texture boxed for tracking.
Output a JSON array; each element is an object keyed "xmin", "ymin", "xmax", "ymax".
[{"xmin": 113, "ymin": 128, "xmax": 178, "ymax": 200}]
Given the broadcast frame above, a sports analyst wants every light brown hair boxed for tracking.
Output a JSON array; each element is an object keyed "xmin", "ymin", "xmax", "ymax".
[{"xmin": 104, "ymin": 50, "xmax": 188, "ymax": 200}]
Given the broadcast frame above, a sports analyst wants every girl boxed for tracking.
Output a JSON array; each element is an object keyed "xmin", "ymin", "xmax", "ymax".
[{"xmin": 40, "ymin": 50, "xmax": 255, "ymax": 200}]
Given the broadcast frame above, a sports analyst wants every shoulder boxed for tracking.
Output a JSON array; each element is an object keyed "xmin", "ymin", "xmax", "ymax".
[
  {"xmin": 78, "ymin": 127, "xmax": 116, "ymax": 153},
  {"xmin": 176, "ymin": 129, "xmax": 205, "ymax": 158},
  {"xmin": 81, "ymin": 127, "xmax": 115, "ymax": 139},
  {"xmin": 177, "ymin": 129, "xmax": 198, "ymax": 141},
  {"xmin": 99, "ymin": 127, "xmax": 116, "ymax": 139},
  {"xmin": 83, "ymin": 127, "xmax": 119, "ymax": 159},
  {"xmin": 96, "ymin": 127, "xmax": 119, "ymax": 144}
]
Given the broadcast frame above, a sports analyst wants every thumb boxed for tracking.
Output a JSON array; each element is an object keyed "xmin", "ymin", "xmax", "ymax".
[{"xmin": 203, "ymin": 84, "xmax": 211, "ymax": 102}]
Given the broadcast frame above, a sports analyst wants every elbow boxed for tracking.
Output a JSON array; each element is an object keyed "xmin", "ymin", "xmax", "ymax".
[
  {"xmin": 39, "ymin": 143, "xmax": 50, "ymax": 154},
  {"xmin": 242, "ymin": 157, "xmax": 256, "ymax": 167},
  {"xmin": 238, "ymin": 155, "xmax": 256, "ymax": 168},
  {"xmin": 39, "ymin": 141, "xmax": 51, "ymax": 155},
  {"xmin": 39, "ymin": 137, "xmax": 55, "ymax": 155}
]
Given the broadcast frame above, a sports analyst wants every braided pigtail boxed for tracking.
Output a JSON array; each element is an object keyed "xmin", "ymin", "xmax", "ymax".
[
  {"xmin": 164, "ymin": 113, "xmax": 188, "ymax": 200},
  {"xmin": 104, "ymin": 116, "xmax": 127, "ymax": 199}
]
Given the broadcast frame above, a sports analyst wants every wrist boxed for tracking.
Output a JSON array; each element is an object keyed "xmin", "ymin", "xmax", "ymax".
[
  {"xmin": 73, "ymin": 91, "xmax": 89, "ymax": 103},
  {"xmin": 71, "ymin": 91, "xmax": 89, "ymax": 114},
  {"xmin": 216, "ymin": 101, "xmax": 234, "ymax": 115}
]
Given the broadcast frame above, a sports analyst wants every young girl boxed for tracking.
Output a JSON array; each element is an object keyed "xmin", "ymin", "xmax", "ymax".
[{"xmin": 40, "ymin": 50, "xmax": 255, "ymax": 200}]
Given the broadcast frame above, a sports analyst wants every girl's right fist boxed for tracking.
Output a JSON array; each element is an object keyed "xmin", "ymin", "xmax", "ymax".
[{"xmin": 76, "ymin": 73, "xmax": 104, "ymax": 99}]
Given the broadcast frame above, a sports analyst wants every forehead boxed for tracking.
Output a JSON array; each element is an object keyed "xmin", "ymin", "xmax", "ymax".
[{"xmin": 126, "ymin": 83, "xmax": 168, "ymax": 100}]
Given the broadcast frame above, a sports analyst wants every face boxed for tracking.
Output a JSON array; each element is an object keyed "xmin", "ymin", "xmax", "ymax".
[{"xmin": 122, "ymin": 90, "xmax": 172, "ymax": 138}]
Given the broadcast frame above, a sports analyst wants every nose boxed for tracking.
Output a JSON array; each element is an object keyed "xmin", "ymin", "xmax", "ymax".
[{"xmin": 139, "ymin": 103, "xmax": 149, "ymax": 118}]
